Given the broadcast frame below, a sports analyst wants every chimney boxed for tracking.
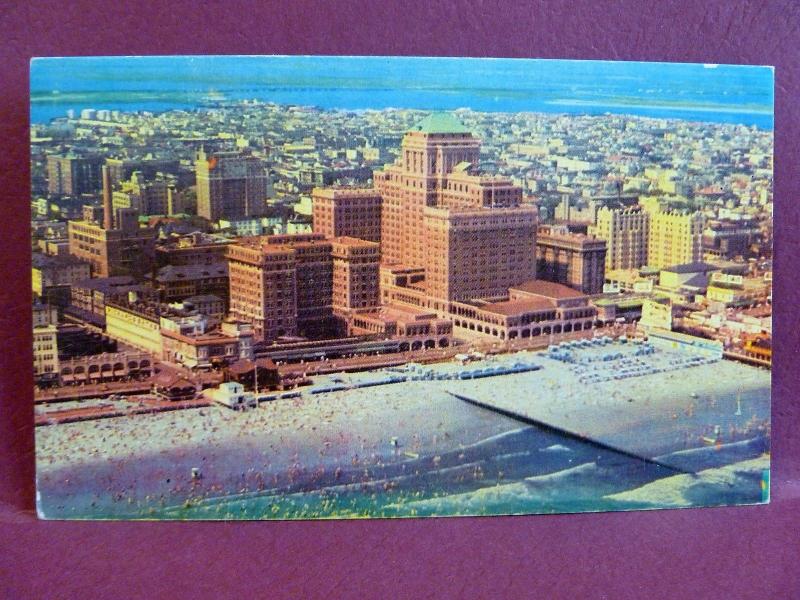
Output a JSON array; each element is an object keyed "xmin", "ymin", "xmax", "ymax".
[{"xmin": 102, "ymin": 164, "xmax": 113, "ymax": 230}]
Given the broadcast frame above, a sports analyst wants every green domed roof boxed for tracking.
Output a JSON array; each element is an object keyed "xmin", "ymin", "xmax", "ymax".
[{"xmin": 410, "ymin": 112, "xmax": 470, "ymax": 134}]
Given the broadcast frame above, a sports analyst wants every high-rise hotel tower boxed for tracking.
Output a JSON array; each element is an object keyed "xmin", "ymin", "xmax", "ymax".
[
  {"xmin": 195, "ymin": 149, "xmax": 271, "ymax": 221},
  {"xmin": 373, "ymin": 113, "xmax": 537, "ymax": 300}
]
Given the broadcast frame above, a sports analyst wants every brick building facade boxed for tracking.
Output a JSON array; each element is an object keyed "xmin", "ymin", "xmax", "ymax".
[
  {"xmin": 536, "ymin": 224, "xmax": 606, "ymax": 294},
  {"xmin": 312, "ymin": 187, "xmax": 382, "ymax": 242}
]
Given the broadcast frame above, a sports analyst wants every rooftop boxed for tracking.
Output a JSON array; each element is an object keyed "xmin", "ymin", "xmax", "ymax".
[
  {"xmin": 379, "ymin": 263, "xmax": 425, "ymax": 274},
  {"xmin": 156, "ymin": 263, "xmax": 228, "ymax": 282},
  {"xmin": 32, "ymin": 253, "xmax": 89, "ymax": 269},
  {"xmin": 73, "ymin": 276, "xmax": 142, "ymax": 293},
  {"xmin": 107, "ymin": 297, "xmax": 202, "ymax": 321},
  {"xmin": 160, "ymin": 327, "xmax": 240, "ymax": 344},
  {"xmin": 158, "ymin": 232, "xmax": 232, "ymax": 249},
  {"xmin": 152, "ymin": 370, "xmax": 197, "ymax": 390},
  {"xmin": 227, "ymin": 358, "xmax": 278, "ymax": 375},
  {"xmin": 593, "ymin": 296, "xmax": 648, "ymax": 309},
  {"xmin": 312, "ymin": 186, "xmax": 381, "ymax": 199},
  {"xmin": 481, "ymin": 297, "xmax": 556, "ymax": 316},
  {"xmin": 510, "ymin": 280, "xmax": 587, "ymax": 300},
  {"xmin": 660, "ymin": 262, "xmax": 721, "ymax": 275},
  {"xmin": 452, "ymin": 161, "xmax": 474, "ymax": 173},
  {"xmin": 409, "ymin": 112, "xmax": 471, "ymax": 134},
  {"xmin": 331, "ymin": 236, "xmax": 380, "ymax": 248},
  {"xmin": 358, "ymin": 303, "xmax": 438, "ymax": 322},
  {"xmin": 184, "ymin": 294, "xmax": 225, "ymax": 304}
]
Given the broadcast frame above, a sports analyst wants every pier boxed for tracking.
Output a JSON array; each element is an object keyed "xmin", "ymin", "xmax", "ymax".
[{"xmin": 446, "ymin": 391, "xmax": 693, "ymax": 475}]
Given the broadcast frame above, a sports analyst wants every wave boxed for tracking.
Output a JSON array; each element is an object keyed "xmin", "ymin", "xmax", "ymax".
[
  {"xmin": 653, "ymin": 436, "xmax": 769, "ymax": 473},
  {"xmin": 379, "ymin": 437, "xmax": 770, "ymax": 517},
  {"xmin": 540, "ymin": 444, "xmax": 572, "ymax": 453},
  {"xmin": 604, "ymin": 456, "xmax": 769, "ymax": 508},
  {"xmin": 56, "ymin": 419, "xmax": 770, "ymax": 518}
]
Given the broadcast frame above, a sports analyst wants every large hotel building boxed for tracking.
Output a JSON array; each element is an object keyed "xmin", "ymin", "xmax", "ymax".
[
  {"xmin": 590, "ymin": 206, "xmax": 650, "ymax": 271},
  {"xmin": 195, "ymin": 149, "xmax": 271, "ymax": 221},
  {"xmin": 227, "ymin": 235, "xmax": 326, "ymax": 341},
  {"xmin": 228, "ymin": 113, "xmax": 600, "ymax": 344},
  {"xmin": 589, "ymin": 205, "xmax": 704, "ymax": 272},
  {"xmin": 646, "ymin": 209, "xmax": 705, "ymax": 269},
  {"xmin": 371, "ymin": 113, "xmax": 556, "ymax": 339},
  {"xmin": 311, "ymin": 188, "xmax": 382, "ymax": 243},
  {"xmin": 331, "ymin": 237, "xmax": 381, "ymax": 311},
  {"xmin": 46, "ymin": 154, "xmax": 103, "ymax": 197},
  {"xmin": 423, "ymin": 206, "xmax": 537, "ymax": 302},
  {"xmin": 374, "ymin": 113, "xmax": 523, "ymax": 267}
]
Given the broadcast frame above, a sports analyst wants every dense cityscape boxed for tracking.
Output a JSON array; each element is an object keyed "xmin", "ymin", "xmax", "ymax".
[{"xmin": 31, "ymin": 87, "xmax": 773, "ymax": 518}]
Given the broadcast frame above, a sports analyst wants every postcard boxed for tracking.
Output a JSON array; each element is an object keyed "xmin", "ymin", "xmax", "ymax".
[{"xmin": 30, "ymin": 55, "xmax": 773, "ymax": 520}]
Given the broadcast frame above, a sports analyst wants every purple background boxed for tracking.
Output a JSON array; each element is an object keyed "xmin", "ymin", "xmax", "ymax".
[{"xmin": 1, "ymin": 2, "xmax": 798, "ymax": 597}]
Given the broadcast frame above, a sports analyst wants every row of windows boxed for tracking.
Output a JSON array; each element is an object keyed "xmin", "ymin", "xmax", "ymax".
[
  {"xmin": 333, "ymin": 284, "xmax": 374, "ymax": 293},
  {"xmin": 74, "ymin": 243, "xmax": 102, "ymax": 256}
]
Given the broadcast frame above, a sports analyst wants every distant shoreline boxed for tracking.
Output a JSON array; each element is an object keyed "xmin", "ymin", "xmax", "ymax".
[
  {"xmin": 30, "ymin": 95, "xmax": 775, "ymax": 130},
  {"xmin": 29, "ymin": 57, "xmax": 774, "ymax": 129}
]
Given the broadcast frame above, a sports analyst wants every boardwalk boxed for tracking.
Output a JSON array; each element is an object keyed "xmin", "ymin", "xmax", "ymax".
[
  {"xmin": 35, "ymin": 397, "xmax": 212, "ymax": 426},
  {"xmin": 277, "ymin": 324, "xmax": 638, "ymax": 378},
  {"xmin": 34, "ymin": 381, "xmax": 153, "ymax": 404},
  {"xmin": 35, "ymin": 325, "xmax": 638, "ymax": 424}
]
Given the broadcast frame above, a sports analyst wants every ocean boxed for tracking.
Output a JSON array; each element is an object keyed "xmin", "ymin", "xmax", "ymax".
[
  {"xmin": 30, "ymin": 56, "xmax": 774, "ymax": 128},
  {"xmin": 159, "ymin": 428, "xmax": 770, "ymax": 521}
]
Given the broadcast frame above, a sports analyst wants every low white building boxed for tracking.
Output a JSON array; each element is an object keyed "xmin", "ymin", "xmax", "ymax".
[{"xmin": 204, "ymin": 382, "xmax": 256, "ymax": 410}]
